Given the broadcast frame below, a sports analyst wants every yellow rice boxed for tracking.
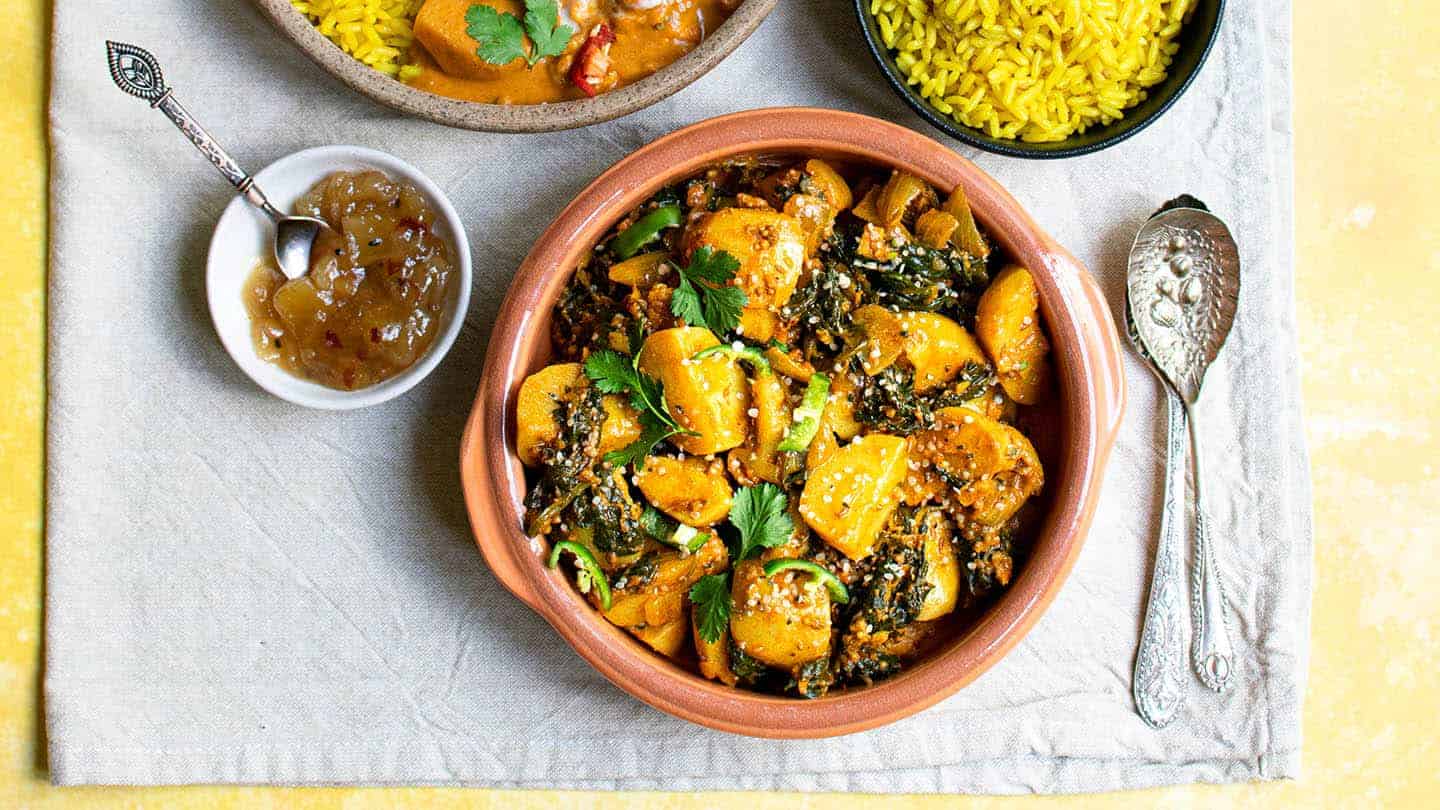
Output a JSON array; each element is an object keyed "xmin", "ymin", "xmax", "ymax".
[
  {"xmin": 291, "ymin": 0, "xmax": 424, "ymax": 81},
  {"xmin": 869, "ymin": 0, "xmax": 1193, "ymax": 142}
]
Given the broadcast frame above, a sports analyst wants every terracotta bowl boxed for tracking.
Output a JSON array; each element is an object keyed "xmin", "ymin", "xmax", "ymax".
[
  {"xmin": 459, "ymin": 108, "xmax": 1125, "ymax": 737},
  {"xmin": 250, "ymin": 0, "xmax": 778, "ymax": 132}
]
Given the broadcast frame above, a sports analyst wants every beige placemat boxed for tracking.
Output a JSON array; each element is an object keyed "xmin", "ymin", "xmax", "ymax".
[{"xmin": 45, "ymin": 0, "xmax": 1307, "ymax": 791}]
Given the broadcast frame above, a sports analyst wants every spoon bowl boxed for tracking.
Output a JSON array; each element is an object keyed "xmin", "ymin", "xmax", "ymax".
[
  {"xmin": 272, "ymin": 213, "xmax": 332, "ymax": 280},
  {"xmin": 1125, "ymin": 199, "xmax": 1241, "ymax": 403}
]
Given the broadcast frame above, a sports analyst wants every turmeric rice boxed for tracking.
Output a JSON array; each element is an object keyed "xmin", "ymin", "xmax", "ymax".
[
  {"xmin": 291, "ymin": 0, "xmax": 424, "ymax": 80},
  {"xmin": 869, "ymin": 0, "xmax": 1195, "ymax": 142}
]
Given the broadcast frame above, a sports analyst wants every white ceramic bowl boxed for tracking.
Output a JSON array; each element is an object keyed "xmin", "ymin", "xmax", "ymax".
[{"xmin": 206, "ymin": 145, "xmax": 472, "ymax": 409}]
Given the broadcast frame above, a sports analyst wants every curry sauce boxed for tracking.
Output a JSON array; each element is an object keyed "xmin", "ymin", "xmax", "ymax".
[{"xmin": 406, "ymin": 0, "xmax": 740, "ymax": 104}]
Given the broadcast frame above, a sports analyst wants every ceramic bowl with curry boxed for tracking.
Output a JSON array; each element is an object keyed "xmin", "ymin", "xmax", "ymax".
[
  {"xmin": 459, "ymin": 109, "xmax": 1125, "ymax": 737},
  {"xmin": 253, "ymin": 0, "xmax": 777, "ymax": 132}
]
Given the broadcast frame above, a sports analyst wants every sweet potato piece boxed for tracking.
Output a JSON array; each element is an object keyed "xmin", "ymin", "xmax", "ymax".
[
  {"xmin": 414, "ymin": 0, "xmax": 531, "ymax": 79},
  {"xmin": 782, "ymin": 193, "xmax": 837, "ymax": 256},
  {"xmin": 727, "ymin": 373, "xmax": 790, "ymax": 485},
  {"xmin": 875, "ymin": 171, "xmax": 937, "ymax": 227},
  {"xmin": 630, "ymin": 616, "xmax": 688, "ymax": 660},
  {"xmin": 914, "ymin": 209, "xmax": 959, "ymax": 249},
  {"xmin": 915, "ymin": 521, "xmax": 960, "ymax": 621},
  {"xmin": 737, "ymin": 306, "xmax": 779, "ymax": 343},
  {"xmin": 803, "ymin": 158, "xmax": 853, "ymax": 210},
  {"xmin": 942, "ymin": 183, "xmax": 990, "ymax": 259},
  {"xmin": 634, "ymin": 455, "xmax": 733, "ymax": 526},
  {"xmin": 608, "ymin": 252, "xmax": 670, "ymax": 287},
  {"xmin": 799, "ymin": 434, "xmax": 909, "ymax": 560},
  {"xmin": 917, "ymin": 408, "xmax": 1043, "ymax": 526},
  {"xmin": 849, "ymin": 304, "xmax": 906, "ymax": 375},
  {"xmin": 603, "ymin": 535, "xmax": 729, "ymax": 628},
  {"xmin": 825, "ymin": 373, "xmax": 862, "ymax": 441},
  {"xmin": 515, "ymin": 363, "xmax": 583, "ymax": 466},
  {"xmin": 728, "ymin": 560, "xmax": 832, "ymax": 668},
  {"xmin": 637, "ymin": 327, "xmax": 749, "ymax": 455},
  {"xmin": 898, "ymin": 311, "xmax": 990, "ymax": 392},
  {"xmin": 975, "ymin": 265, "xmax": 1051, "ymax": 405},
  {"xmin": 682, "ymin": 208, "xmax": 806, "ymax": 310},
  {"xmin": 515, "ymin": 363, "xmax": 641, "ymax": 465},
  {"xmin": 693, "ymin": 619, "xmax": 738, "ymax": 686},
  {"xmin": 598, "ymin": 395, "xmax": 644, "ymax": 456}
]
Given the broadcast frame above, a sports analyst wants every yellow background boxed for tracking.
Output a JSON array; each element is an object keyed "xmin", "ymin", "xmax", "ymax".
[{"xmin": 3, "ymin": 2, "xmax": 1435, "ymax": 807}]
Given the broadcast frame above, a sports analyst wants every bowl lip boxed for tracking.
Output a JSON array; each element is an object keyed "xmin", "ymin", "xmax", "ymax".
[
  {"xmin": 850, "ymin": 0, "xmax": 1227, "ymax": 159},
  {"xmin": 249, "ymin": 0, "xmax": 779, "ymax": 133},
  {"xmin": 460, "ymin": 107, "xmax": 1123, "ymax": 738},
  {"xmin": 205, "ymin": 144, "xmax": 473, "ymax": 410}
]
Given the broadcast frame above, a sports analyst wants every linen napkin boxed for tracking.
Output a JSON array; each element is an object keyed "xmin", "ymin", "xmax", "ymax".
[{"xmin": 45, "ymin": 0, "xmax": 1308, "ymax": 792}]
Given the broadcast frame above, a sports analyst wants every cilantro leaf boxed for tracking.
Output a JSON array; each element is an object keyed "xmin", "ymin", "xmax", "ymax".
[
  {"xmin": 669, "ymin": 247, "xmax": 746, "ymax": 335},
  {"xmin": 689, "ymin": 573, "xmax": 732, "ymax": 644},
  {"xmin": 583, "ymin": 349, "xmax": 640, "ymax": 396},
  {"xmin": 685, "ymin": 246, "xmax": 740, "ymax": 285},
  {"xmin": 729, "ymin": 483, "xmax": 794, "ymax": 562},
  {"xmin": 702, "ymin": 284, "xmax": 747, "ymax": 337},
  {"xmin": 465, "ymin": 4, "xmax": 527, "ymax": 66},
  {"xmin": 584, "ymin": 350, "xmax": 686, "ymax": 468},
  {"xmin": 585, "ymin": 348, "xmax": 662, "ymax": 418},
  {"xmin": 602, "ymin": 412, "xmax": 677, "ymax": 470},
  {"xmin": 521, "ymin": 0, "xmax": 575, "ymax": 65},
  {"xmin": 670, "ymin": 277, "xmax": 707, "ymax": 332}
]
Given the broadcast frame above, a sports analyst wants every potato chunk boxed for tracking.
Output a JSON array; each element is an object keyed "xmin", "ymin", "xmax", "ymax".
[
  {"xmin": 693, "ymin": 621, "xmax": 738, "ymax": 686},
  {"xmin": 898, "ymin": 311, "xmax": 989, "ymax": 392},
  {"xmin": 916, "ymin": 408, "xmax": 1043, "ymax": 526},
  {"xmin": 799, "ymin": 434, "xmax": 909, "ymax": 560},
  {"xmin": 849, "ymin": 304, "xmax": 906, "ymax": 375},
  {"xmin": 515, "ymin": 363, "xmax": 583, "ymax": 466},
  {"xmin": 603, "ymin": 535, "xmax": 729, "ymax": 629},
  {"xmin": 634, "ymin": 455, "xmax": 733, "ymax": 526},
  {"xmin": 727, "ymin": 373, "xmax": 790, "ymax": 485},
  {"xmin": 599, "ymin": 395, "xmax": 644, "ymax": 456},
  {"xmin": 682, "ymin": 208, "xmax": 806, "ymax": 310},
  {"xmin": 975, "ymin": 265, "xmax": 1051, "ymax": 405},
  {"xmin": 515, "ymin": 363, "xmax": 642, "ymax": 466},
  {"xmin": 728, "ymin": 560, "xmax": 832, "ymax": 668},
  {"xmin": 802, "ymin": 158, "xmax": 853, "ymax": 210},
  {"xmin": 630, "ymin": 617, "xmax": 688, "ymax": 660},
  {"xmin": 915, "ymin": 520, "xmax": 960, "ymax": 621},
  {"xmin": 637, "ymin": 327, "xmax": 749, "ymax": 455},
  {"xmin": 607, "ymin": 252, "xmax": 670, "ymax": 288},
  {"xmin": 414, "ymin": 0, "xmax": 529, "ymax": 80}
]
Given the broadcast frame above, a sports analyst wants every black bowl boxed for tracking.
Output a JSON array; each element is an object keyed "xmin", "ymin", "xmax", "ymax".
[{"xmin": 853, "ymin": 0, "xmax": 1225, "ymax": 159}]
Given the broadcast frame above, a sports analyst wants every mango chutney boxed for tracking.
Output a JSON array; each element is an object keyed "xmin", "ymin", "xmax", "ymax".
[{"xmin": 242, "ymin": 171, "xmax": 456, "ymax": 391}]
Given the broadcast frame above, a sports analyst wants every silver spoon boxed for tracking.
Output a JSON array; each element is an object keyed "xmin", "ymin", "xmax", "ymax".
[
  {"xmin": 106, "ymin": 41, "xmax": 329, "ymax": 280},
  {"xmin": 1126, "ymin": 294, "xmax": 1189, "ymax": 727},
  {"xmin": 1127, "ymin": 195, "xmax": 1241, "ymax": 717}
]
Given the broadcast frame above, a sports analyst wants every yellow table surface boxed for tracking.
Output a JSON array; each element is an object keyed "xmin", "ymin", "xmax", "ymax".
[{"xmin": 4, "ymin": 3, "xmax": 1436, "ymax": 807}]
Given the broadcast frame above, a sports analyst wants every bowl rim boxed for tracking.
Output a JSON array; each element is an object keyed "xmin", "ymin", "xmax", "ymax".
[
  {"xmin": 249, "ymin": 0, "xmax": 779, "ymax": 133},
  {"xmin": 205, "ymin": 144, "xmax": 473, "ymax": 410},
  {"xmin": 459, "ymin": 108, "xmax": 1125, "ymax": 737},
  {"xmin": 850, "ymin": 0, "xmax": 1227, "ymax": 159}
]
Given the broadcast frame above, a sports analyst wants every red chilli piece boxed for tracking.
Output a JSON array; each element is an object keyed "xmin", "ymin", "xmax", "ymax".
[{"xmin": 568, "ymin": 25, "xmax": 616, "ymax": 98}]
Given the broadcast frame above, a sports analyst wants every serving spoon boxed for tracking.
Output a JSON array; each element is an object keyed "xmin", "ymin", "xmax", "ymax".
[
  {"xmin": 1127, "ymin": 196, "xmax": 1241, "ymax": 724},
  {"xmin": 106, "ymin": 41, "xmax": 328, "ymax": 280}
]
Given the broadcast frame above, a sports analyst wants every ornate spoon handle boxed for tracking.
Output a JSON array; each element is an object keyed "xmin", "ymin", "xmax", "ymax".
[
  {"xmin": 1186, "ymin": 402, "xmax": 1234, "ymax": 691},
  {"xmin": 105, "ymin": 41, "xmax": 281, "ymax": 220},
  {"xmin": 1132, "ymin": 385, "xmax": 1189, "ymax": 727}
]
